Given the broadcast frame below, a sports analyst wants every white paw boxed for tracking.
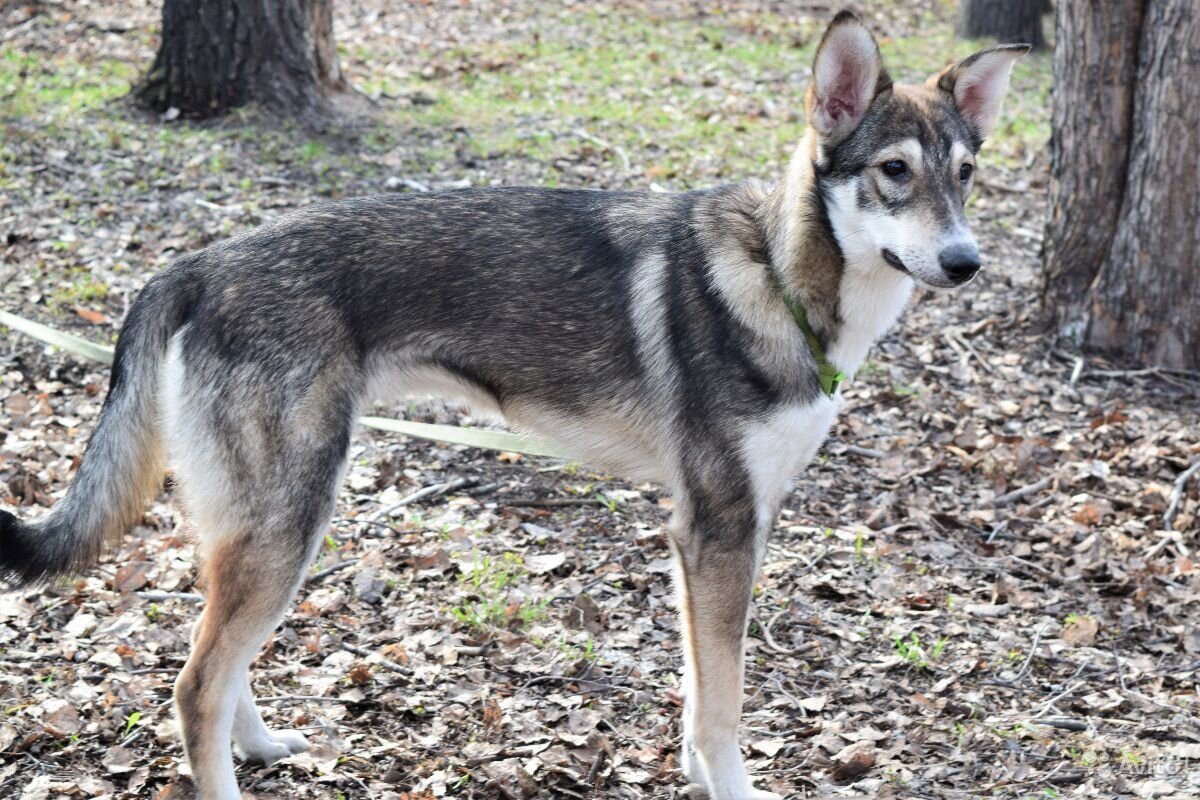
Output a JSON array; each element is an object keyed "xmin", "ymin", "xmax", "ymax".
[
  {"xmin": 681, "ymin": 739, "xmax": 699, "ymax": 782},
  {"xmin": 235, "ymin": 729, "xmax": 309, "ymax": 765},
  {"xmin": 682, "ymin": 785, "xmax": 782, "ymax": 800}
]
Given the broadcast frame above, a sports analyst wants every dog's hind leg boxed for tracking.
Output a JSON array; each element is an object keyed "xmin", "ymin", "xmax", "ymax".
[
  {"xmin": 670, "ymin": 489, "xmax": 781, "ymax": 800},
  {"xmin": 175, "ymin": 535, "xmax": 319, "ymax": 799},
  {"xmin": 166, "ymin": 353, "xmax": 357, "ymax": 799}
]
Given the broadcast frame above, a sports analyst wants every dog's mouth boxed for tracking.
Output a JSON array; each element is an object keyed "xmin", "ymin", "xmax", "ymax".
[{"xmin": 881, "ymin": 248, "xmax": 910, "ymax": 275}]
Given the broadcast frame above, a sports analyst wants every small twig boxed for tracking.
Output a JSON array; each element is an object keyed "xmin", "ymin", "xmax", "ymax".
[
  {"xmin": 368, "ymin": 477, "xmax": 478, "ymax": 521},
  {"xmin": 842, "ymin": 444, "xmax": 887, "ymax": 459},
  {"xmin": 991, "ymin": 476, "xmax": 1054, "ymax": 508},
  {"xmin": 1111, "ymin": 642, "xmax": 1127, "ymax": 692},
  {"xmin": 1002, "ymin": 622, "xmax": 1047, "ymax": 686},
  {"xmin": 331, "ymin": 518, "xmax": 404, "ymax": 537},
  {"xmin": 1037, "ymin": 718, "xmax": 1088, "ymax": 732},
  {"xmin": 586, "ymin": 746, "xmax": 610, "ymax": 795},
  {"xmin": 504, "ymin": 497, "xmax": 608, "ymax": 508},
  {"xmin": 464, "ymin": 741, "xmax": 550, "ymax": 767},
  {"xmin": 306, "ymin": 559, "xmax": 356, "ymax": 585},
  {"xmin": 338, "ymin": 640, "xmax": 410, "ymax": 675},
  {"xmin": 571, "ymin": 128, "xmax": 631, "ymax": 173},
  {"xmin": 256, "ymin": 694, "xmax": 349, "ymax": 705},
  {"xmin": 947, "ymin": 331, "xmax": 995, "ymax": 374},
  {"xmin": 1163, "ymin": 458, "xmax": 1200, "ymax": 531},
  {"xmin": 754, "ymin": 608, "xmax": 798, "ymax": 656},
  {"xmin": 135, "ymin": 591, "xmax": 203, "ymax": 603}
]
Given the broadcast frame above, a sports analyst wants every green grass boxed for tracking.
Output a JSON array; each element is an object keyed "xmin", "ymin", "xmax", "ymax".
[
  {"xmin": 0, "ymin": 47, "xmax": 135, "ymax": 119},
  {"xmin": 0, "ymin": 5, "xmax": 1051, "ymax": 194},
  {"xmin": 451, "ymin": 551, "xmax": 549, "ymax": 632}
]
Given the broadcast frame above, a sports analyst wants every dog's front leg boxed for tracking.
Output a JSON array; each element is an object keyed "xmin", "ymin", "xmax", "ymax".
[{"xmin": 670, "ymin": 511, "xmax": 780, "ymax": 800}]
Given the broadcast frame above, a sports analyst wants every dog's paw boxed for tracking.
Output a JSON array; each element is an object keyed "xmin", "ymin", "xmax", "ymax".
[
  {"xmin": 236, "ymin": 729, "xmax": 310, "ymax": 765},
  {"xmin": 681, "ymin": 784, "xmax": 782, "ymax": 800},
  {"xmin": 742, "ymin": 791, "xmax": 783, "ymax": 800}
]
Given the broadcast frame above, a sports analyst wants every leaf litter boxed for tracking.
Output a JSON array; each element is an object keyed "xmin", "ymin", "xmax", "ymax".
[{"xmin": 1, "ymin": 1, "xmax": 1198, "ymax": 799}]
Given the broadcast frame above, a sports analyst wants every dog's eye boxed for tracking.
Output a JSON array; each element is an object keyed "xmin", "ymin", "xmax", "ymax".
[
  {"xmin": 960, "ymin": 163, "xmax": 974, "ymax": 181},
  {"xmin": 881, "ymin": 160, "xmax": 907, "ymax": 178}
]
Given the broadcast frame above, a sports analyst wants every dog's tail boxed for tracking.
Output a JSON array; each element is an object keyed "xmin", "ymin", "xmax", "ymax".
[{"xmin": 1, "ymin": 263, "xmax": 201, "ymax": 588}]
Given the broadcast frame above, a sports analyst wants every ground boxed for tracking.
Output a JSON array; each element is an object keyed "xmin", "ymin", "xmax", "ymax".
[{"xmin": 1, "ymin": 1, "xmax": 1198, "ymax": 799}]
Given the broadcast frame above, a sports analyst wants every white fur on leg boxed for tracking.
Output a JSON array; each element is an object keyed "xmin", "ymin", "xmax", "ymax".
[
  {"xmin": 232, "ymin": 677, "xmax": 309, "ymax": 765},
  {"xmin": 690, "ymin": 688, "xmax": 782, "ymax": 800}
]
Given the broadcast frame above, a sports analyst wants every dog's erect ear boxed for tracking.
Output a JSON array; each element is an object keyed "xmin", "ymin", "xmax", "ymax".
[
  {"xmin": 932, "ymin": 44, "xmax": 1030, "ymax": 140},
  {"xmin": 808, "ymin": 11, "xmax": 892, "ymax": 145}
]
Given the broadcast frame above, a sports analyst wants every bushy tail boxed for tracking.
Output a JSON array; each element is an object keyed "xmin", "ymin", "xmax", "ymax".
[{"xmin": 1, "ymin": 265, "xmax": 199, "ymax": 588}]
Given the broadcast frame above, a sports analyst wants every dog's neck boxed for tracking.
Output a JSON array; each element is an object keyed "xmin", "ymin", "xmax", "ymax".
[{"xmin": 759, "ymin": 132, "xmax": 914, "ymax": 379}]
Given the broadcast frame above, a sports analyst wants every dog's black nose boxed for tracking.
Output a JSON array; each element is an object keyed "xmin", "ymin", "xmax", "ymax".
[{"xmin": 938, "ymin": 243, "xmax": 981, "ymax": 283}]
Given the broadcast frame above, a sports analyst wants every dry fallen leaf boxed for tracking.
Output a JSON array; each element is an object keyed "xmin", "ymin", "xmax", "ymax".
[
  {"xmin": 73, "ymin": 305, "xmax": 109, "ymax": 325},
  {"xmin": 1062, "ymin": 615, "xmax": 1100, "ymax": 646}
]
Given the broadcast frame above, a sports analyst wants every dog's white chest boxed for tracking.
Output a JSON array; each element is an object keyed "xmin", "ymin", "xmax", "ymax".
[{"xmin": 740, "ymin": 398, "xmax": 840, "ymax": 527}]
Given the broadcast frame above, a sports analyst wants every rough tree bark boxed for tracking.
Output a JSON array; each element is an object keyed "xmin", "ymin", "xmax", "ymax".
[
  {"xmin": 135, "ymin": 0, "xmax": 346, "ymax": 119},
  {"xmin": 1041, "ymin": 0, "xmax": 1200, "ymax": 370},
  {"xmin": 958, "ymin": 0, "xmax": 1046, "ymax": 50}
]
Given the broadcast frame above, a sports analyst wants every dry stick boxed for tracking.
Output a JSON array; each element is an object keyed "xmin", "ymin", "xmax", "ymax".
[
  {"xmin": 1069, "ymin": 356, "xmax": 1084, "ymax": 386},
  {"xmin": 1038, "ymin": 718, "xmax": 1088, "ymax": 732},
  {"xmin": 339, "ymin": 640, "xmax": 410, "ymax": 675},
  {"xmin": 135, "ymin": 590, "xmax": 203, "ymax": 603},
  {"xmin": 755, "ymin": 608, "xmax": 798, "ymax": 656},
  {"xmin": 842, "ymin": 444, "xmax": 887, "ymax": 459},
  {"xmin": 585, "ymin": 747, "xmax": 610, "ymax": 796},
  {"xmin": 991, "ymin": 475, "xmax": 1054, "ymax": 508},
  {"xmin": 464, "ymin": 742, "xmax": 550, "ymax": 767},
  {"xmin": 1111, "ymin": 642, "xmax": 1127, "ymax": 692},
  {"xmin": 306, "ymin": 559, "xmax": 356, "ymax": 585},
  {"xmin": 948, "ymin": 330, "xmax": 995, "ymax": 374},
  {"xmin": 366, "ymin": 476, "xmax": 478, "ymax": 522},
  {"xmin": 988, "ymin": 618, "xmax": 1046, "ymax": 690},
  {"xmin": 256, "ymin": 694, "xmax": 349, "ymax": 705},
  {"xmin": 504, "ymin": 496, "xmax": 608, "ymax": 508},
  {"xmin": 1163, "ymin": 458, "xmax": 1200, "ymax": 531}
]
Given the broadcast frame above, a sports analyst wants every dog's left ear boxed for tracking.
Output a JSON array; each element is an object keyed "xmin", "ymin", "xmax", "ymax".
[{"xmin": 932, "ymin": 44, "xmax": 1030, "ymax": 140}]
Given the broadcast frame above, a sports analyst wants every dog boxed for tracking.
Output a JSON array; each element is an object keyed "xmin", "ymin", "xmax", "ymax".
[{"xmin": 0, "ymin": 12, "xmax": 1026, "ymax": 799}]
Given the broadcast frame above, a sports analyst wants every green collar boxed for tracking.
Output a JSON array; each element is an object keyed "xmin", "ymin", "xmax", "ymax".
[{"xmin": 783, "ymin": 295, "xmax": 847, "ymax": 397}]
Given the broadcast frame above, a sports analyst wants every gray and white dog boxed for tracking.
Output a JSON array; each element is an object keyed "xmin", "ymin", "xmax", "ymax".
[{"xmin": 1, "ymin": 12, "xmax": 1026, "ymax": 799}]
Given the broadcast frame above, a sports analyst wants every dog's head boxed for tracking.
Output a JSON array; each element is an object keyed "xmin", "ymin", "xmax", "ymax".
[{"xmin": 806, "ymin": 11, "xmax": 1028, "ymax": 289}]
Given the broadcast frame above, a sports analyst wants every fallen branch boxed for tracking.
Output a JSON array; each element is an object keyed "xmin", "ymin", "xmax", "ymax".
[
  {"xmin": 256, "ymin": 694, "xmax": 349, "ymax": 705},
  {"xmin": 1163, "ymin": 458, "xmax": 1200, "ymax": 531},
  {"xmin": 135, "ymin": 591, "xmax": 203, "ymax": 603},
  {"xmin": 306, "ymin": 559, "xmax": 356, "ymax": 585},
  {"xmin": 842, "ymin": 444, "xmax": 887, "ymax": 459},
  {"xmin": 339, "ymin": 640, "xmax": 410, "ymax": 675},
  {"xmin": 992, "ymin": 476, "xmax": 1054, "ymax": 508},
  {"xmin": 754, "ymin": 608, "xmax": 799, "ymax": 656},
  {"xmin": 504, "ymin": 496, "xmax": 608, "ymax": 508},
  {"xmin": 1037, "ymin": 718, "xmax": 1088, "ymax": 732},
  {"xmin": 364, "ymin": 476, "xmax": 480, "ymax": 523}
]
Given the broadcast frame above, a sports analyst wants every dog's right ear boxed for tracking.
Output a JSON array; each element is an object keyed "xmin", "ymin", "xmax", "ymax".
[{"xmin": 807, "ymin": 11, "xmax": 892, "ymax": 145}]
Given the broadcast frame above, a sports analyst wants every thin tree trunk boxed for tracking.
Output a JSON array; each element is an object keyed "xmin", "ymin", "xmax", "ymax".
[
  {"xmin": 135, "ymin": 0, "xmax": 345, "ymax": 119},
  {"xmin": 1041, "ymin": 0, "xmax": 1200, "ymax": 370},
  {"xmin": 958, "ymin": 0, "xmax": 1046, "ymax": 50},
  {"xmin": 1041, "ymin": 0, "xmax": 1145, "ymax": 341},
  {"xmin": 1083, "ymin": 1, "xmax": 1200, "ymax": 366}
]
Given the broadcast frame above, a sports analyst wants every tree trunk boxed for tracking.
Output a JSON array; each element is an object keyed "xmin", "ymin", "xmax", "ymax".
[
  {"xmin": 135, "ymin": 0, "xmax": 346, "ymax": 119},
  {"xmin": 1041, "ymin": 0, "xmax": 1200, "ymax": 370},
  {"xmin": 1040, "ymin": 0, "xmax": 1145, "ymax": 339},
  {"xmin": 958, "ymin": 0, "xmax": 1047, "ymax": 50}
]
